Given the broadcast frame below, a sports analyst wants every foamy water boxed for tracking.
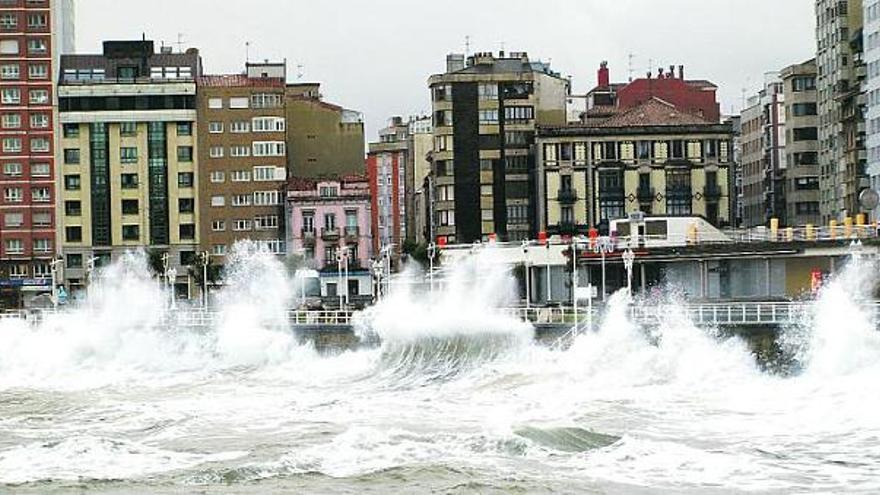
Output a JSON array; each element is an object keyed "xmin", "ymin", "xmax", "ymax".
[{"xmin": 0, "ymin": 243, "xmax": 878, "ymax": 493}]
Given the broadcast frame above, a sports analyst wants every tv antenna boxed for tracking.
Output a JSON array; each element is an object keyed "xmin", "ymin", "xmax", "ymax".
[
  {"xmin": 465, "ymin": 35, "xmax": 471, "ymax": 55},
  {"xmin": 628, "ymin": 52, "xmax": 636, "ymax": 82},
  {"xmin": 175, "ymin": 33, "xmax": 185, "ymax": 53}
]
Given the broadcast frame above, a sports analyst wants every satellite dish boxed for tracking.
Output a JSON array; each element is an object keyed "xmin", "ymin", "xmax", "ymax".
[{"xmin": 859, "ymin": 188, "xmax": 880, "ymax": 211}]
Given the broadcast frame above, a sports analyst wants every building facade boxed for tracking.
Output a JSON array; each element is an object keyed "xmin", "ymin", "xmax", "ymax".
[
  {"xmin": 408, "ymin": 116, "xmax": 433, "ymax": 244},
  {"xmin": 816, "ymin": 0, "xmax": 867, "ymax": 222},
  {"xmin": 866, "ymin": 0, "xmax": 880, "ymax": 218},
  {"xmin": 781, "ymin": 59, "xmax": 821, "ymax": 226},
  {"xmin": 58, "ymin": 40, "xmax": 202, "ymax": 297},
  {"xmin": 538, "ymin": 98, "xmax": 733, "ymax": 233},
  {"xmin": 740, "ymin": 73, "xmax": 786, "ymax": 228},
  {"xmin": 366, "ymin": 116, "xmax": 408, "ymax": 256},
  {"xmin": 428, "ymin": 51, "xmax": 568, "ymax": 244},
  {"xmin": 196, "ymin": 62, "xmax": 288, "ymax": 261},
  {"xmin": 0, "ymin": 0, "xmax": 72, "ymax": 307},
  {"xmin": 285, "ymin": 82, "xmax": 364, "ymax": 179},
  {"xmin": 285, "ymin": 176, "xmax": 372, "ymax": 306}
]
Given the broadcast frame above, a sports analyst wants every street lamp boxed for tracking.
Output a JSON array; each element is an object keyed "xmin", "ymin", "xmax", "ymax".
[
  {"xmin": 85, "ymin": 256, "xmax": 98, "ymax": 311},
  {"xmin": 545, "ymin": 240, "xmax": 552, "ymax": 304},
  {"xmin": 622, "ymin": 248, "xmax": 636, "ymax": 298},
  {"xmin": 336, "ymin": 246, "xmax": 350, "ymax": 309},
  {"xmin": 199, "ymin": 251, "xmax": 210, "ymax": 310},
  {"xmin": 521, "ymin": 240, "xmax": 531, "ymax": 310},
  {"xmin": 49, "ymin": 257, "xmax": 63, "ymax": 310},
  {"xmin": 426, "ymin": 242, "xmax": 437, "ymax": 294},
  {"xmin": 372, "ymin": 258, "xmax": 384, "ymax": 302}
]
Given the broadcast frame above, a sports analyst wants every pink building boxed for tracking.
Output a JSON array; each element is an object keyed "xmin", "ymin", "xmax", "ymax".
[{"xmin": 286, "ymin": 175, "xmax": 373, "ymax": 305}]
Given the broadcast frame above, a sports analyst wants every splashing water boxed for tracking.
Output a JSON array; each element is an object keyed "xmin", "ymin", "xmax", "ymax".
[{"xmin": 0, "ymin": 246, "xmax": 878, "ymax": 493}]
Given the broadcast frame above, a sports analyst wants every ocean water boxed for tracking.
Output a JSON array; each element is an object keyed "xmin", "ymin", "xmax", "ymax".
[{"xmin": 0, "ymin": 244, "xmax": 878, "ymax": 494}]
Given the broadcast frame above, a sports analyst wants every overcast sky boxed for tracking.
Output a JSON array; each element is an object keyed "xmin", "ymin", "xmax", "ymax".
[{"xmin": 76, "ymin": 0, "xmax": 815, "ymax": 141}]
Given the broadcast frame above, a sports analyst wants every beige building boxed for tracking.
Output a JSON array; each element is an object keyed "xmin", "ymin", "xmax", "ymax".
[
  {"xmin": 538, "ymin": 98, "xmax": 733, "ymax": 233},
  {"xmin": 58, "ymin": 40, "xmax": 201, "ymax": 296},
  {"xmin": 285, "ymin": 83, "xmax": 365, "ymax": 179},
  {"xmin": 197, "ymin": 63, "xmax": 288, "ymax": 261},
  {"xmin": 781, "ymin": 59, "xmax": 821, "ymax": 226}
]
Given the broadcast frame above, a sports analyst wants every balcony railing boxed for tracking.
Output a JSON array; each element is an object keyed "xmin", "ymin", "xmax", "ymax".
[
  {"xmin": 637, "ymin": 186, "xmax": 655, "ymax": 202},
  {"xmin": 557, "ymin": 188, "xmax": 578, "ymax": 204},
  {"xmin": 321, "ymin": 227, "xmax": 340, "ymax": 241},
  {"xmin": 301, "ymin": 228, "xmax": 316, "ymax": 246},
  {"xmin": 344, "ymin": 226, "xmax": 360, "ymax": 240}
]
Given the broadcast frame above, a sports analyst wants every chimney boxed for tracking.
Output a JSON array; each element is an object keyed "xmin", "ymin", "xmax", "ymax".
[
  {"xmin": 446, "ymin": 53, "xmax": 465, "ymax": 73},
  {"xmin": 658, "ymin": 67, "xmax": 664, "ymax": 79},
  {"xmin": 678, "ymin": 65, "xmax": 684, "ymax": 80},
  {"xmin": 597, "ymin": 60, "xmax": 610, "ymax": 87}
]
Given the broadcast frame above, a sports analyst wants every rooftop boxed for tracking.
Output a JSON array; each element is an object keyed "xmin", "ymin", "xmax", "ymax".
[{"xmin": 197, "ymin": 74, "xmax": 284, "ymax": 88}]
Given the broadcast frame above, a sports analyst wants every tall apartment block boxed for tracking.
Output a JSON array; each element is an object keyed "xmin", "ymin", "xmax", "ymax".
[
  {"xmin": 197, "ymin": 62, "xmax": 288, "ymax": 261},
  {"xmin": 428, "ymin": 51, "xmax": 568, "ymax": 244},
  {"xmin": 865, "ymin": 0, "xmax": 880, "ymax": 218},
  {"xmin": 815, "ymin": 0, "xmax": 867, "ymax": 222},
  {"xmin": 285, "ymin": 82, "xmax": 365, "ymax": 179},
  {"xmin": 367, "ymin": 117, "xmax": 408, "ymax": 257},
  {"xmin": 0, "ymin": 0, "xmax": 72, "ymax": 308},
  {"xmin": 781, "ymin": 60, "xmax": 821, "ymax": 226},
  {"xmin": 740, "ymin": 74, "xmax": 786, "ymax": 228},
  {"xmin": 58, "ymin": 40, "xmax": 202, "ymax": 297},
  {"xmin": 408, "ymin": 116, "xmax": 433, "ymax": 244}
]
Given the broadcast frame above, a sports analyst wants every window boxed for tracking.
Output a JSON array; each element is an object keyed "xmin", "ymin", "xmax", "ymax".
[
  {"xmin": 795, "ymin": 202, "xmax": 820, "ymax": 214},
  {"xmin": 3, "ymin": 162, "xmax": 20, "ymax": 176},
  {"xmin": 229, "ymin": 97, "xmax": 249, "ymax": 109},
  {"xmin": 232, "ymin": 194, "xmax": 251, "ymax": 206},
  {"xmin": 209, "ymin": 146, "xmax": 224, "ymax": 158},
  {"xmin": 5, "ymin": 239, "xmax": 22, "ymax": 254},
  {"xmin": 479, "ymin": 109, "xmax": 499, "ymax": 125},
  {"xmin": 795, "ymin": 177, "xmax": 820, "ymax": 190},
  {"xmin": 26, "ymin": 13, "xmax": 47, "ymax": 28},
  {"xmin": 30, "ymin": 113, "xmax": 48, "ymax": 128},
  {"xmin": 178, "ymin": 198, "xmax": 194, "ymax": 213},
  {"xmin": 433, "ymin": 84, "xmax": 452, "ymax": 102},
  {"xmin": 504, "ymin": 106, "xmax": 534, "ymax": 123},
  {"xmin": 208, "ymin": 98, "xmax": 222, "ymax": 109},
  {"xmin": 120, "ymin": 122, "xmax": 137, "ymax": 136},
  {"xmin": 32, "ymin": 187, "xmax": 49, "ymax": 202},
  {"xmin": 32, "ymin": 212, "xmax": 50, "ymax": 227},
  {"xmin": 179, "ymin": 224, "xmax": 195, "ymax": 240},
  {"xmin": 64, "ymin": 148, "xmax": 80, "ymax": 164},
  {"xmin": 65, "ymin": 200, "xmax": 81, "ymax": 216},
  {"xmin": 433, "ymin": 109, "xmax": 453, "ymax": 127},
  {"xmin": 122, "ymin": 225, "xmax": 140, "ymax": 241},
  {"xmin": 0, "ymin": 13, "xmax": 16, "ymax": 30},
  {"xmin": 28, "ymin": 64, "xmax": 47, "ymax": 80},
  {"xmin": 31, "ymin": 163, "xmax": 49, "ymax": 177},
  {"xmin": 253, "ymin": 166, "xmax": 283, "ymax": 181},
  {"xmin": 211, "ymin": 195, "xmax": 225, "ymax": 207},
  {"xmin": 176, "ymin": 122, "xmax": 192, "ymax": 136},
  {"xmin": 30, "ymin": 137, "xmax": 49, "ymax": 152},
  {"xmin": 252, "ymin": 141, "xmax": 285, "ymax": 157},
  {"xmin": 177, "ymin": 146, "xmax": 193, "ymax": 162},
  {"xmin": 434, "ymin": 135, "xmax": 451, "ymax": 151},
  {"xmin": 438, "ymin": 209, "xmax": 455, "ymax": 226},
  {"xmin": 4, "ymin": 212, "xmax": 22, "ymax": 227},
  {"xmin": 3, "ymin": 137, "xmax": 21, "ymax": 152},
  {"xmin": 230, "ymin": 120, "xmax": 250, "ymax": 133},
  {"xmin": 505, "ymin": 131, "xmax": 529, "ymax": 146},
  {"xmin": 1, "ymin": 88, "xmax": 20, "ymax": 104},
  {"xmin": 255, "ymin": 215, "xmax": 278, "ymax": 230},
  {"xmin": 0, "ymin": 39, "xmax": 18, "ymax": 54},
  {"xmin": 478, "ymin": 83, "xmax": 498, "ymax": 100},
  {"xmin": 251, "ymin": 93, "xmax": 282, "ymax": 108},
  {"xmin": 253, "ymin": 190, "xmax": 279, "ymax": 206},
  {"xmin": 231, "ymin": 170, "xmax": 251, "ymax": 182},
  {"xmin": 2, "ymin": 113, "xmax": 20, "ymax": 128},
  {"xmin": 33, "ymin": 238, "xmax": 50, "ymax": 253},
  {"xmin": 65, "ymin": 226, "xmax": 82, "ymax": 242},
  {"xmin": 67, "ymin": 253, "xmax": 83, "ymax": 269},
  {"xmin": 208, "ymin": 121, "xmax": 223, "ymax": 133},
  {"xmin": 794, "ymin": 152, "xmax": 818, "ymax": 166},
  {"xmin": 666, "ymin": 169, "xmax": 692, "ymax": 216},
  {"xmin": 178, "ymin": 172, "xmax": 194, "ymax": 188},
  {"xmin": 251, "ymin": 117, "xmax": 284, "ymax": 132},
  {"xmin": 1, "ymin": 64, "xmax": 18, "ymax": 79},
  {"xmin": 121, "ymin": 173, "xmax": 138, "ymax": 189},
  {"xmin": 233, "ymin": 219, "xmax": 252, "ymax": 231},
  {"xmin": 64, "ymin": 174, "xmax": 80, "ymax": 190},
  {"xmin": 8, "ymin": 264, "xmax": 27, "ymax": 279},
  {"xmin": 27, "ymin": 39, "xmax": 47, "ymax": 54},
  {"xmin": 324, "ymin": 213, "xmax": 336, "ymax": 230},
  {"xmin": 792, "ymin": 103, "xmax": 817, "ymax": 116},
  {"xmin": 792, "ymin": 76, "xmax": 816, "ymax": 92},
  {"xmin": 319, "ymin": 185, "xmax": 337, "ymax": 197},
  {"xmin": 210, "ymin": 171, "xmax": 225, "ymax": 183},
  {"xmin": 122, "ymin": 199, "xmax": 138, "ymax": 215},
  {"xmin": 212, "ymin": 220, "xmax": 225, "ymax": 231},
  {"xmin": 120, "ymin": 147, "xmax": 138, "ymax": 164},
  {"xmin": 793, "ymin": 127, "xmax": 818, "ymax": 141},
  {"xmin": 230, "ymin": 145, "xmax": 250, "ymax": 157},
  {"xmin": 212, "ymin": 244, "xmax": 227, "ymax": 255}
]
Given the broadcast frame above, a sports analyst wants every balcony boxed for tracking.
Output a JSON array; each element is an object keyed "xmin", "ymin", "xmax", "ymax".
[
  {"xmin": 704, "ymin": 183, "xmax": 722, "ymax": 201},
  {"xmin": 637, "ymin": 186, "xmax": 655, "ymax": 203},
  {"xmin": 301, "ymin": 228, "xmax": 316, "ymax": 246},
  {"xmin": 321, "ymin": 227, "xmax": 340, "ymax": 241},
  {"xmin": 344, "ymin": 226, "xmax": 360, "ymax": 241},
  {"xmin": 557, "ymin": 188, "xmax": 578, "ymax": 204}
]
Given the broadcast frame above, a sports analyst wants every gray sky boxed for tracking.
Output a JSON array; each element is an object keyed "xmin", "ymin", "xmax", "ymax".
[{"xmin": 76, "ymin": 0, "xmax": 815, "ymax": 141}]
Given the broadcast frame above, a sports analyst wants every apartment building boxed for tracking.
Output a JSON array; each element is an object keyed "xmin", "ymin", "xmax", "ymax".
[
  {"xmin": 815, "ymin": 0, "xmax": 867, "ymax": 222},
  {"xmin": 428, "ymin": 51, "xmax": 568, "ymax": 244},
  {"xmin": 367, "ymin": 116, "xmax": 407, "ymax": 257},
  {"xmin": 408, "ymin": 116, "xmax": 433, "ymax": 244},
  {"xmin": 538, "ymin": 98, "xmax": 734, "ymax": 233},
  {"xmin": 196, "ymin": 62, "xmax": 288, "ymax": 261},
  {"xmin": 740, "ymin": 74, "xmax": 786, "ymax": 228},
  {"xmin": 782, "ymin": 60, "xmax": 821, "ymax": 226},
  {"xmin": 58, "ymin": 40, "xmax": 201, "ymax": 297},
  {"xmin": 865, "ymin": 0, "xmax": 880, "ymax": 218},
  {"xmin": 0, "ymin": 0, "xmax": 72, "ymax": 308}
]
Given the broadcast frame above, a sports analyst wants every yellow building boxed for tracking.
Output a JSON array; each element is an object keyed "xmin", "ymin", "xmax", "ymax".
[
  {"xmin": 538, "ymin": 98, "xmax": 733, "ymax": 233},
  {"xmin": 57, "ymin": 40, "xmax": 201, "ymax": 296}
]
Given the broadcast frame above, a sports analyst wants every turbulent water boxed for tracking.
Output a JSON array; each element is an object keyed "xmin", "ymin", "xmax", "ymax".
[{"xmin": 1, "ymin": 244, "xmax": 879, "ymax": 494}]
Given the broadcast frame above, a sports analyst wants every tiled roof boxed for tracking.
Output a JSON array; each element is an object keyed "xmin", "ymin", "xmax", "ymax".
[
  {"xmin": 197, "ymin": 74, "xmax": 284, "ymax": 87},
  {"xmin": 591, "ymin": 97, "xmax": 712, "ymax": 127},
  {"xmin": 287, "ymin": 174, "xmax": 368, "ymax": 191}
]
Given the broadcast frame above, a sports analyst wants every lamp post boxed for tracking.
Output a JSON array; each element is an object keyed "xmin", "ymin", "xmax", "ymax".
[
  {"xmin": 199, "ymin": 251, "xmax": 209, "ymax": 310},
  {"xmin": 521, "ymin": 240, "xmax": 531, "ymax": 310},
  {"xmin": 85, "ymin": 255, "xmax": 98, "ymax": 309},
  {"xmin": 545, "ymin": 240, "xmax": 552, "ymax": 303},
  {"xmin": 426, "ymin": 242, "xmax": 437, "ymax": 294},
  {"xmin": 49, "ymin": 257, "xmax": 62, "ymax": 310},
  {"xmin": 571, "ymin": 237, "xmax": 578, "ymax": 325},
  {"xmin": 372, "ymin": 259, "xmax": 383, "ymax": 302},
  {"xmin": 623, "ymin": 248, "xmax": 636, "ymax": 298}
]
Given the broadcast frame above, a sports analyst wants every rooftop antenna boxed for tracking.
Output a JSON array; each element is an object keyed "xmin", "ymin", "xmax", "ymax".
[
  {"xmin": 627, "ymin": 52, "xmax": 636, "ymax": 82},
  {"xmin": 499, "ymin": 40, "xmax": 505, "ymax": 55},
  {"xmin": 296, "ymin": 63, "xmax": 304, "ymax": 80},
  {"xmin": 245, "ymin": 41, "xmax": 250, "ymax": 63},
  {"xmin": 174, "ymin": 33, "xmax": 185, "ymax": 53},
  {"xmin": 464, "ymin": 35, "xmax": 471, "ymax": 55}
]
